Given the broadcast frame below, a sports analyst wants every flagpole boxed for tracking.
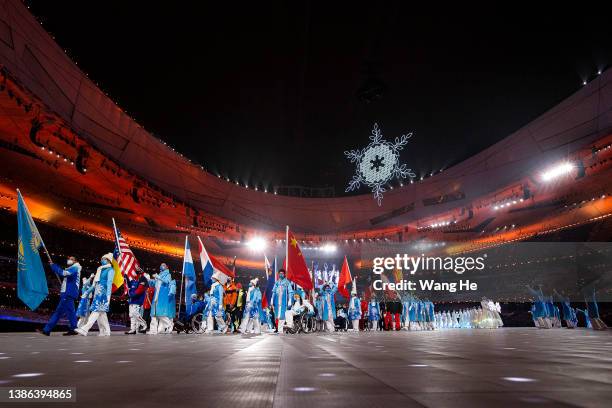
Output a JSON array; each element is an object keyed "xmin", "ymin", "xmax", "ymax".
[
  {"xmin": 111, "ymin": 217, "xmax": 129, "ymax": 295},
  {"xmin": 310, "ymin": 261, "xmax": 314, "ymax": 301},
  {"xmin": 177, "ymin": 236, "xmax": 187, "ymax": 318},
  {"xmin": 111, "ymin": 218, "xmax": 121, "ymax": 249},
  {"xmin": 263, "ymin": 255, "xmax": 270, "ymax": 280},
  {"xmin": 285, "ymin": 225, "xmax": 289, "ymax": 274}
]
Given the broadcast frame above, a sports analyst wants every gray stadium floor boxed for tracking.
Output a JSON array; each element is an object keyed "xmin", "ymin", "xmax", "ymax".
[{"xmin": 0, "ymin": 328, "xmax": 611, "ymax": 408}]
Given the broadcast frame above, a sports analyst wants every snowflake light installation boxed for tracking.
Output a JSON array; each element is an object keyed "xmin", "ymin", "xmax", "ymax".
[{"xmin": 345, "ymin": 123, "xmax": 416, "ymax": 205}]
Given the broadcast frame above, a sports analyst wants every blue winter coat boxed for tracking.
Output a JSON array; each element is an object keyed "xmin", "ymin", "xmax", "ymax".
[
  {"xmin": 151, "ymin": 269, "xmax": 176, "ymax": 318},
  {"xmin": 186, "ymin": 300, "xmax": 205, "ymax": 319},
  {"xmin": 51, "ymin": 263, "xmax": 81, "ymax": 299},
  {"xmin": 320, "ymin": 285, "xmax": 337, "ymax": 321},
  {"xmin": 244, "ymin": 286, "xmax": 263, "ymax": 319},
  {"xmin": 272, "ymin": 278, "xmax": 293, "ymax": 319},
  {"xmin": 209, "ymin": 281, "xmax": 225, "ymax": 318},
  {"xmin": 89, "ymin": 264, "xmax": 114, "ymax": 313},
  {"xmin": 348, "ymin": 296, "xmax": 362, "ymax": 320},
  {"xmin": 367, "ymin": 301, "xmax": 380, "ymax": 321},
  {"xmin": 77, "ymin": 279, "xmax": 92, "ymax": 317}
]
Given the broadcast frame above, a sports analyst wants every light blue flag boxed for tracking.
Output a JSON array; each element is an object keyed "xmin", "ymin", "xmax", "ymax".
[
  {"xmin": 16, "ymin": 190, "xmax": 48, "ymax": 310},
  {"xmin": 182, "ymin": 236, "xmax": 197, "ymax": 306}
]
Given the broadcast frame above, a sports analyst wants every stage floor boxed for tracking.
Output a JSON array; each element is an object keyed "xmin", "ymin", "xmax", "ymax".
[{"xmin": 0, "ymin": 328, "xmax": 611, "ymax": 408}]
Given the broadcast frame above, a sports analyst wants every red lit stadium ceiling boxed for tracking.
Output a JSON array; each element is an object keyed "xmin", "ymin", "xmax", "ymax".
[{"xmin": 1, "ymin": 0, "xmax": 612, "ymax": 265}]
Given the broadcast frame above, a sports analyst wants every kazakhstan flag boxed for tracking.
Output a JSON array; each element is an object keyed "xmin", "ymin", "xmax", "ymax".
[{"xmin": 17, "ymin": 190, "xmax": 48, "ymax": 310}]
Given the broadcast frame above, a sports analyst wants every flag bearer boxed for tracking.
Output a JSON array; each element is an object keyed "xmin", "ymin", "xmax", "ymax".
[
  {"xmin": 40, "ymin": 256, "xmax": 82, "ymax": 336},
  {"xmin": 149, "ymin": 263, "xmax": 176, "ymax": 334},
  {"xmin": 125, "ymin": 267, "xmax": 148, "ymax": 334},
  {"xmin": 271, "ymin": 269, "xmax": 293, "ymax": 331}
]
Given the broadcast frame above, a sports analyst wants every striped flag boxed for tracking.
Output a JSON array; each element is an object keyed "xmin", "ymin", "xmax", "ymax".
[
  {"xmin": 112, "ymin": 218, "xmax": 139, "ymax": 292},
  {"xmin": 111, "ymin": 246, "xmax": 124, "ymax": 293},
  {"xmin": 262, "ymin": 256, "xmax": 276, "ymax": 308},
  {"xmin": 197, "ymin": 236, "xmax": 234, "ymax": 287},
  {"xmin": 182, "ymin": 236, "xmax": 196, "ymax": 306}
]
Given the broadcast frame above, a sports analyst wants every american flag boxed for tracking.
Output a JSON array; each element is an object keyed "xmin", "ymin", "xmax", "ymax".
[{"xmin": 113, "ymin": 222, "xmax": 139, "ymax": 282}]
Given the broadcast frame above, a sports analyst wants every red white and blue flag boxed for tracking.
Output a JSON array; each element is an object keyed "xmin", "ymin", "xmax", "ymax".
[
  {"xmin": 112, "ymin": 218, "xmax": 139, "ymax": 293},
  {"xmin": 197, "ymin": 236, "xmax": 234, "ymax": 287}
]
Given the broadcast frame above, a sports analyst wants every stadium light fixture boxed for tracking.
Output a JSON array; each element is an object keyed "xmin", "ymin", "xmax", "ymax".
[
  {"xmin": 246, "ymin": 236, "xmax": 267, "ymax": 252},
  {"xmin": 540, "ymin": 162, "xmax": 574, "ymax": 182},
  {"xmin": 321, "ymin": 243, "xmax": 337, "ymax": 253}
]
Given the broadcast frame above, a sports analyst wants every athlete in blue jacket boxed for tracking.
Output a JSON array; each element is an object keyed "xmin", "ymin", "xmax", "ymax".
[{"xmin": 41, "ymin": 256, "xmax": 82, "ymax": 336}]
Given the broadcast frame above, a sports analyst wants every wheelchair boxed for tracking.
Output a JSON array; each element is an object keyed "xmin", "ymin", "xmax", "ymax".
[
  {"xmin": 284, "ymin": 311, "xmax": 317, "ymax": 334},
  {"xmin": 174, "ymin": 312, "xmax": 205, "ymax": 334},
  {"xmin": 362, "ymin": 319, "xmax": 374, "ymax": 331},
  {"xmin": 191, "ymin": 312, "xmax": 206, "ymax": 333},
  {"xmin": 334, "ymin": 316, "xmax": 349, "ymax": 332}
]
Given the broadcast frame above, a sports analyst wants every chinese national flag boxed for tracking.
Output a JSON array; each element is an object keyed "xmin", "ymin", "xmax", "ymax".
[
  {"xmin": 286, "ymin": 227, "xmax": 313, "ymax": 290},
  {"xmin": 338, "ymin": 256, "xmax": 352, "ymax": 299}
]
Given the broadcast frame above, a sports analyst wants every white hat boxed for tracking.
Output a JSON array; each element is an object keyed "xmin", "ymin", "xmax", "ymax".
[
  {"xmin": 250, "ymin": 278, "xmax": 259, "ymax": 286},
  {"xmin": 351, "ymin": 278, "xmax": 357, "ymax": 296},
  {"xmin": 101, "ymin": 253, "xmax": 113, "ymax": 263}
]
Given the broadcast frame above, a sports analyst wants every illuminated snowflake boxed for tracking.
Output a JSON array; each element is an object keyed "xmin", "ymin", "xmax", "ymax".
[{"xmin": 345, "ymin": 123, "xmax": 416, "ymax": 205}]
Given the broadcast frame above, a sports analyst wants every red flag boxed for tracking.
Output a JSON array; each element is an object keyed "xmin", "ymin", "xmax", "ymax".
[
  {"xmin": 338, "ymin": 256, "xmax": 352, "ymax": 299},
  {"xmin": 285, "ymin": 226, "xmax": 313, "ymax": 290}
]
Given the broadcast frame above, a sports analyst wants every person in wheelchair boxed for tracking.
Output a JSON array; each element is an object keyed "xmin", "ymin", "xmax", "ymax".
[
  {"xmin": 175, "ymin": 293, "xmax": 206, "ymax": 333},
  {"xmin": 187, "ymin": 294, "xmax": 205, "ymax": 320},
  {"xmin": 284, "ymin": 292, "xmax": 314, "ymax": 333},
  {"xmin": 334, "ymin": 304, "xmax": 349, "ymax": 331}
]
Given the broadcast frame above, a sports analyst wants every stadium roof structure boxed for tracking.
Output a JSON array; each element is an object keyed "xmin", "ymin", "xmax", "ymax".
[{"xmin": 0, "ymin": 0, "xmax": 611, "ymax": 238}]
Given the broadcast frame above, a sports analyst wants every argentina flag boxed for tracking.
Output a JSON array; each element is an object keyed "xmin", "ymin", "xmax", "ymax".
[{"xmin": 16, "ymin": 189, "xmax": 49, "ymax": 310}]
